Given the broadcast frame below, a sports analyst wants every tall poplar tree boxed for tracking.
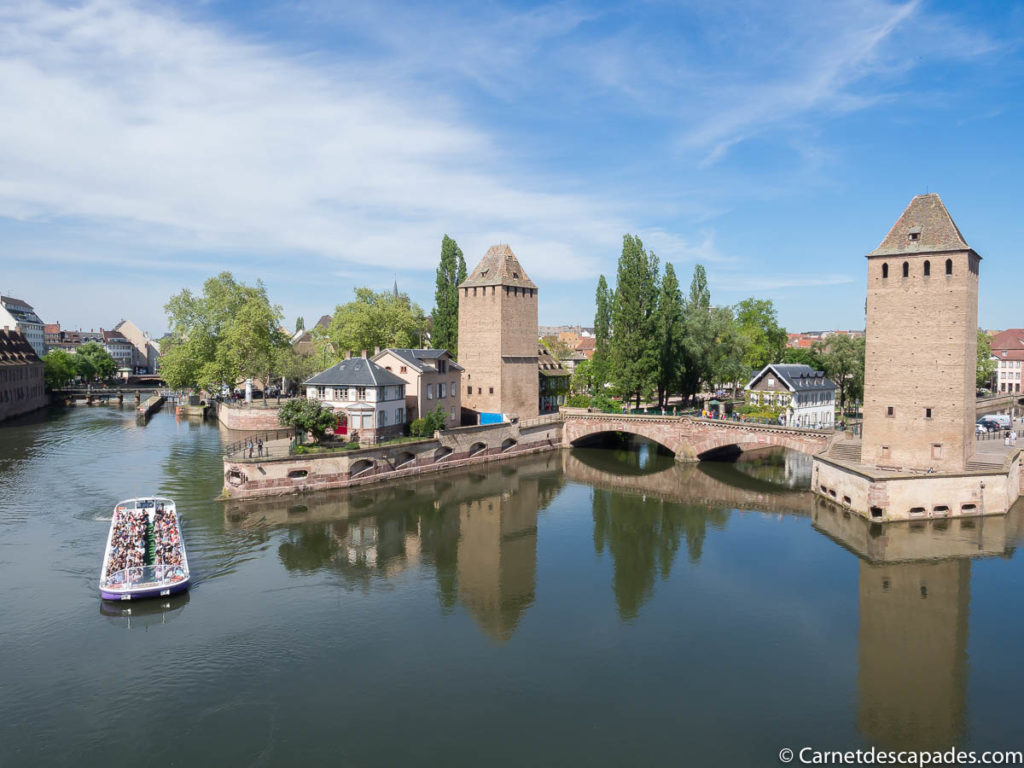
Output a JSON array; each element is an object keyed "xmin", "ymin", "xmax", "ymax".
[
  {"xmin": 610, "ymin": 234, "xmax": 659, "ymax": 408},
  {"xmin": 431, "ymin": 235, "xmax": 467, "ymax": 357},
  {"xmin": 593, "ymin": 275, "xmax": 612, "ymax": 396},
  {"xmin": 680, "ymin": 264, "xmax": 715, "ymax": 400},
  {"xmin": 653, "ymin": 262, "xmax": 684, "ymax": 407}
]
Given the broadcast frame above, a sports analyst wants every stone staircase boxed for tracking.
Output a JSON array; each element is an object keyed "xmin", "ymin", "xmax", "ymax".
[
  {"xmin": 966, "ymin": 456, "xmax": 1005, "ymax": 472},
  {"xmin": 829, "ymin": 441, "xmax": 862, "ymax": 462}
]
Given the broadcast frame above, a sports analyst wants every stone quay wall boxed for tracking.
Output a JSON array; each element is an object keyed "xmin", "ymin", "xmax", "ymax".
[
  {"xmin": 812, "ymin": 451, "xmax": 1022, "ymax": 522},
  {"xmin": 216, "ymin": 401, "xmax": 285, "ymax": 431},
  {"xmin": 222, "ymin": 418, "xmax": 562, "ymax": 499}
]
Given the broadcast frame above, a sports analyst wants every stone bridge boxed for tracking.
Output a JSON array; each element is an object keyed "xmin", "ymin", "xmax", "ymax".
[{"xmin": 561, "ymin": 411, "xmax": 832, "ymax": 461}]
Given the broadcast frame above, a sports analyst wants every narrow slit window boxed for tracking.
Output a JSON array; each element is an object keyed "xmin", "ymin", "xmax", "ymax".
[
  {"xmin": 945, "ymin": 258, "xmax": 953, "ymax": 275},
  {"xmin": 923, "ymin": 260, "xmax": 930, "ymax": 276},
  {"xmin": 882, "ymin": 263, "xmax": 889, "ymax": 278},
  {"xmin": 902, "ymin": 261, "xmax": 909, "ymax": 277}
]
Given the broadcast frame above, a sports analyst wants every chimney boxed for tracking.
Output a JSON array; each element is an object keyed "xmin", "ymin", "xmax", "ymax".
[
  {"xmin": 345, "ymin": 351, "xmax": 352, "ymax": 359},
  {"xmin": 374, "ymin": 346, "xmax": 380, "ymax": 355},
  {"xmin": 362, "ymin": 350, "xmax": 368, "ymax": 358}
]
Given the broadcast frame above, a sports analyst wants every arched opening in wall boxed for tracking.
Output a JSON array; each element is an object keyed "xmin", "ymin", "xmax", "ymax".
[
  {"xmin": 960, "ymin": 503, "xmax": 977, "ymax": 515},
  {"xmin": 350, "ymin": 459, "xmax": 374, "ymax": 477},
  {"xmin": 882, "ymin": 263, "xmax": 889, "ymax": 278},
  {"xmin": 287, "ymin": 469, "xmax": 308, "ymax": 479},
  {"xmin": 434, "ymin": 446, "xmax": 453, "ymax": 463},
  {"xmin": 396, "ymin": 451, "xmax": 416, "ymax": 468},
  {"xmin": 945, "ymin": 258, "xmax": 953, "ymax": 275},
  {"xmin": 468, "ymin": 441, "xmax": 486, "ymax": 457},
  {"xmin": 923, "ymin": 260, "xmax": 930, "ymax": 276},
  {"xmin": 226, "ymin": 469, "xmax": 245, "ymax": 487},
  {"xmin": 501, "ymin": 437, "xmax": 517, "ymax": 452},
  {"xmin": 932, "ymin": 505, "xmax": 950, "ymax": 516},
  {"xmin": 869, "ymin": 506, "xmax": 884, "ymax": 519},
  {"xmin": 902, "ymin": 261, "xmax": 909, "ymax": 277},
  {"xmin": 909, "ymin": 506, "xmax": 926, "ymax": 516},
  {"xmin": 569, "ymin": 432, "xmax": 674, "ymax": 475}
]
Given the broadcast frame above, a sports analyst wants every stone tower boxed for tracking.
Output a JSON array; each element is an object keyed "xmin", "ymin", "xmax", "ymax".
[
  {"xmin": 861, "ymin": 194, "xmax": 980, "ymax": 472},
  {"xmin": 457, "ymin": 244, "xmax": 539, "ymax": 420}
]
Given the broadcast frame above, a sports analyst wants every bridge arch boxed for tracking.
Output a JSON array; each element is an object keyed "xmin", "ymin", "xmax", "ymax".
[
  {"xmin": 689, "ymin": 431, "xmax": 827, "ymax": 461},
  {"xmin": 565, "ymin": 420, "xmax": 681, "ymax": 457}
]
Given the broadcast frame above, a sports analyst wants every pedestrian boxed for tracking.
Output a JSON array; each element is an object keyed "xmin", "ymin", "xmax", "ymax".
[
  {"xmin": 257, "ymin": 437, "xmax": 264, "ymax": 457},
  {"xmin": 248, "ymin": 439, "xmax": 254, "ymax": 458},
  {"xmin": 1011, "ymin": 430, "xmax": 1018, "ymax": 447}
]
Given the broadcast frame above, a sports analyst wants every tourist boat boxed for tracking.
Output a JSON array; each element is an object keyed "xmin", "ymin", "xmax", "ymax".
[{"xmin": 99, "ymin": 497, "xmax": 190, "ymax": 601}]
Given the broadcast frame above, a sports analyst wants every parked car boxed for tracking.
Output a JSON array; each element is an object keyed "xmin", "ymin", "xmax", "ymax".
[{"xmin": 976, "ymin": 422, "xmax": 991, "ymax": 434}]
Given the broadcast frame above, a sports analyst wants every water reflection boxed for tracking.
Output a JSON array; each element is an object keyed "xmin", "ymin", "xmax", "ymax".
[
  {"xmin": 99, "ymin": 591, "xmax": 191, "ymax": 630},
  {"xmin": 733, "ymin": 448, "xmax": 813, "ymax": 489},
  {"xmin": 813, "ymin": 500, "xmax": 1024, "ymax": 750},
  {"xmin": 227, "ymin": 454, "xmax": 563, "ymax": 641}
]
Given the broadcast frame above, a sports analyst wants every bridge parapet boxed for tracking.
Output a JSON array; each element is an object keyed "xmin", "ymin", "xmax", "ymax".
[{"xmin": 562, "ymin": 411, "xmax": 831, "ymax": 461}]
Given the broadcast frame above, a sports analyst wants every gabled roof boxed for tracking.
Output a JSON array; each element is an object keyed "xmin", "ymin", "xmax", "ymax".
[
  {"xmin": 459, "ymin": 245, "xmax": 537, "ymax": 290},
  {"xmin": 538, "ymin": 346, "xmax": 569, "ymax": 377},
  {"xmin": 575, "ymin": 337, "xmax": 595, "ymax": 351},
  {"xmin": 304, "ymin": 357, "xmax": 407, "ymax": 387},
  {"xmin": 867, "ymin": 193, "xmax": 974, "ymax": 258},
  {"xmin": 372, "ymin": 348, "xmax": 464, "ymax": 372},
  {"xmin": 745, "ymin": 363, "xmax": 835, "ymax": 393},
  {"xmin": 101, "ymin": 329, "xmax": 130, "ymax": 343},
  {"xmin": 0, "ymin": 328, "xmax": 41, "ymax": 365},
  {"xmin": 314, "ymin": 315, "xmax": 332, "ymax": 330},
  {"xmin": 989, "ymin": 328, "xmax": 1024, "ymax": 351}
]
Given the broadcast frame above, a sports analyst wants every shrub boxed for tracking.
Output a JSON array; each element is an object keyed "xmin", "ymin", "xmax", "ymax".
[
  {"xmin": 566, "ymin": 394, "xmax": 591, "ymax": 408},
  {"xmin": 409, "ymin": 418, "xmax": 428, "ymax": 437},
  {"xmin": 278, "ymin": 398, "xmax": 335, "ymax": 443}
]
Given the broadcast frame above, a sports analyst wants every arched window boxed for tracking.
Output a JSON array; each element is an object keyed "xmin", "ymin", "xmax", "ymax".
[
  {"xmin": 902, "ymin": 262, "xmax": 909, "ymax": 277},
  {"xmin": 882, "ymin": 263, "xmax": 889, "ymax": 278},
  {"xmin": 923, "ymin": 260, "xmax": 930, "ymax": 276},
  {"xmin": 945, "ymin": 258, "xmax": 953, "ymax": 275}
]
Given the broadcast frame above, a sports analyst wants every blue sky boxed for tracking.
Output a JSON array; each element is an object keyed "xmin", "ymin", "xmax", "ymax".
[{"xmin": 1, "ymin": 0, "xmax": 1022, "ymax": 337}]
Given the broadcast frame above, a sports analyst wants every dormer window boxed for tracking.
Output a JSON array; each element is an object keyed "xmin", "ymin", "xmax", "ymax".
[
  {"xmin": 909, "ymin": 233, "xmax": 920, "ymax": 241},
  {"xmin": 512, "ymin": 272, "xmax": 519, "ymax": 279}
]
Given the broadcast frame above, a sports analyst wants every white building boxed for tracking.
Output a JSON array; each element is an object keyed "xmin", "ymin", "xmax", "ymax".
[
  {"xmin": 304, "ymin": 355, "xmax": 407, "ymax": 443},
  {"xmin": 114, "ymin": 319, "xmax": 161, "ymax": 373},
  {"xmin": 0, "ymin": 296, "xmax": 46, "ymax": 359},
  {"xmin": 989, "ymin": 328, "xmax": 1024, "ymax": 394},
  {"xmin": 101, "ymin": 329, "xmax": 135, "ymax": 376},
  {"xmin": 744, "ymin": 363, "xmax": 836, "ymax": 429}
]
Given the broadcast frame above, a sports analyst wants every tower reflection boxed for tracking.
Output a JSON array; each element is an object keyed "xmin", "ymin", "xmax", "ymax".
[{"xmin": 813, "ymin": 500, "xmax": 1022, "ymax": 750}]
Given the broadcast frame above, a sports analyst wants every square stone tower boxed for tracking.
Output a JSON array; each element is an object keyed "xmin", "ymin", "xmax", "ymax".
[
  {"xmin": 457, "ymin": 244, "xmax": 539, "ymax": 420},
  {"xmin": 861, "ymin": 194, "xmax": 980, "ymax": 472}
]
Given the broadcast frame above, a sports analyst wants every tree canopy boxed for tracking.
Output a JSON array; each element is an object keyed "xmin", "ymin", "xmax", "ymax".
[
  {"xmin": 610, "ymin": 235, "xmax": 660, "ymax": 407},
  {"xmin": 431, "ymin": 235, "xmax": 467, "ymax": 358},
  {"xmin": 734, "ymin": 298, "xmax": 787, "ymax": 372},
  {"xmin": 74, "ymin": 342, "xmax": 117, "ymax": 381},
  {"xmin": 161, "ymin": 272, "xmax": 287, "ymax": 392},
  {"xmin": 277, "ymin": 397, "xmax": 335, "ymax": 443},
  {"xmin": 325, "ymin": 287, "xmax": 428, "ymax": 359},
  {"xmin": 43, "ymin": 349, "xmax": 78, "ymax": 389},
  {"xmin": 977, "ymin": 331, "xmax": 997, "ymax": 388},
  {"xmin": 813, "ymin": 334, "xmax": 866, "ymax": 413}
]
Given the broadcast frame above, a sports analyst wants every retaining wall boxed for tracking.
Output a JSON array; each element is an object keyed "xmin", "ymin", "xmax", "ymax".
[
  {"xmin": 216, "ymin": 401, "xmax": 284, "ymax": 431},
  {"xmin": 223, "ymin": 419, "xmax": 562, "ymax": 499}
]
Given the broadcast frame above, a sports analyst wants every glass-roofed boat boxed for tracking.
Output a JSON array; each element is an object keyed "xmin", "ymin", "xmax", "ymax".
[{"xmin": 99, "ymin": 497, "xmax": 190, "ymax": 601}]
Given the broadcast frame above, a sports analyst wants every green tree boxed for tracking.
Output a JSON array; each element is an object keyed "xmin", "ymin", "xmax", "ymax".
[
  {"xmin": 593, "ymin": 275, "xmax": 613, "ymax": 394},
  {"xmin": 977, "ymin": 331, "xmax": 997, "ymax": 389},
  {"xmin": 162, "ymin": 272, "xmax": 287, "ymax": 392},
  {"xmin": 813, "ymin": 334, "xmax": 866, "ymax": 415},
  {"xmin": 571, "ymin": 358, "xmax": 594, "ymax": 395},
  {"xmin": 708, "ymin": 306, "xmax": 749, "ymax": 393},
  {"xmin": 277, "ymin": 397, "xmax": 335, "ymax": 443},
  {"xmin": 326, "ymin": 287, "xmax": 428, "ymax": 359},
  {"xmin": 295, "ymin": 316, "xmax": 305, "ymax": 333},
  {"xmin": 653, "ymin": 263, "xmax": 684, "ymax": 407},
  {"xmin": 74, "ymin": 342, "xmax": 117, "ymax": 381},
  {"xmin": 43, "ymin": 349, "xmax": 78, "ymax": 389},
  {"xmin": 679, "ymin": 264, "xmax": 715, "ymax": 399},
  {"xmin": 610, "ymin": 235, "xmax": 660, "ymax": 407},
  {"xmin": 734, "ymin": 298, "xmax": 787, "ymax": 373},
  {"xmin": 781, "ymin": 347, "xmax": 823, "ymax": 368},
  {"xmin": 431, "ymin": 235, "xmax": 467, "ymax": 357}
]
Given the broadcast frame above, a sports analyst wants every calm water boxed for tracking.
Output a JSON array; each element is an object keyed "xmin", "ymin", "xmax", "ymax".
[{"xmin": 1, "ymin": 407, "xmax": 1023, "ymax": 767}]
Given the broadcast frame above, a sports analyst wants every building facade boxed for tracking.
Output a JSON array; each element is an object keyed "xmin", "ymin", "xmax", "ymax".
[
  {"xmin": 113, "ymin": 319, "xmax": 161, "ymax": 373},
  {"xmin": 744, "ymin": 363, "xmax": 836, "ymax": 428},
  {"xmin": 457, "ymin": 244, "xmax": 539, "ymax": 421},
  {"xmin": 304, "ymin": 356, "xmax": 407, "ymax": 443},
  {"xmin": 989, "ymin": 328, "xmax": 1024, "ymax": 393},
  {"xmin": 371, "ymin": 348, "xmax": 463, "ymax": 428},
  {"xmin": 861, "ymin": 194, "xmax": 979, "ymax": 473},
  {"xmin": 538, "ymin": 346, "xmax": 569, "ymax": 413},
  {"xmin": 0, "ymin": 296, "xmax": 46, "ymax": 359},
  {"xmin": 101, "ymin": 329, "xmax": 135, "ymax": 376},
  {"xmin": 0, "ymin": 328, "xmax": 47, "ymax": 422}
]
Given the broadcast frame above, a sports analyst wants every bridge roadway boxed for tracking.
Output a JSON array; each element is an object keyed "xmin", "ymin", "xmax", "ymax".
[{"xmin": 561, "ymin": 410, "xmax": 833, "ymax": 462}]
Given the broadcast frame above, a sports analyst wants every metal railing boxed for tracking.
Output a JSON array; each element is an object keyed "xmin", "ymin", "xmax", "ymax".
[{"xmin": 224, "ymin": 428, "xmax": 298, "ymax": 458}]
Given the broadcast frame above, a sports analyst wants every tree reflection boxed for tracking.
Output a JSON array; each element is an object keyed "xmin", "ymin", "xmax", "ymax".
[{"xmin": 593, "ymin": 488, "xmax": 729, "ymax": 619}]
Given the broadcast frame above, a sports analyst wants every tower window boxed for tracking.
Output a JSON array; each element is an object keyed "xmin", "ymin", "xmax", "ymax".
[
  {"xmin": 467, "ymin": 386, "xmax": 472, "ymax": 396},
  {"xmin": 886, "ymin": 406, "xmax": 894, "ymax": 417},
  {"xmin": 489, "ymin": 387, "xmax": 494, "ymax": 394},
  {"xmin": 945, "ymin": 258, "xmax": 953, "ymax": 275},
  {"xmin": 923, "ymin": 260, "xmax": 930, "ymax": 276},
  {"xmin": 925, "ymin": 407, "xmax": 932, "ymax": 418},
  {"xmin": 909, "ymin": 232, "xmax": 920, "ymax": 241},
  {"xmin": 882, "ymin": 263, "xmax": 889, "ymax": 278},
  {"xmin": 902, "ymin": 261, "xmax": 909, "ymax": 277}
]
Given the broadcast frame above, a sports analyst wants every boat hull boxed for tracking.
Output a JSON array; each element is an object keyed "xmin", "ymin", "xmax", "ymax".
[{"xmin": 100, "ymin": 577, "xmax": 190, "ymax": 602}]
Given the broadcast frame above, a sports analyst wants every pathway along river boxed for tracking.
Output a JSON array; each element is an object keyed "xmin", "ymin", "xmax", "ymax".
[{"xmin": 1, "ymin": 407, "xmax": 1023, "ymax": 766}]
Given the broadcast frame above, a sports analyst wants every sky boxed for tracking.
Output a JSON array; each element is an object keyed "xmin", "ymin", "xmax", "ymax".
[{"xmin": 1, "ymin": 0, "xmax": 1022, "ymax": 337}]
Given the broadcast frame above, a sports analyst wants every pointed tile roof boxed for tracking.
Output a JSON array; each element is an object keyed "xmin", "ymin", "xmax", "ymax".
[
  {"xmin": 459, "ymin": 244, "xmax": 537, "ymax": 290},
  {"xmin": 867, "ymin": 193, "xmax": 974, "ymax": 258}
]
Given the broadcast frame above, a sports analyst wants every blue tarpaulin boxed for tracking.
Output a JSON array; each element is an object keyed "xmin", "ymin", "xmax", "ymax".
[{"xmin": 479, "ymin": 412, "xmax": 505, "ymax": 425}]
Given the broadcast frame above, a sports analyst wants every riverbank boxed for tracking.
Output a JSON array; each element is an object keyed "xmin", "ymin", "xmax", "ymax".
[{"xmin": 221, "ymin": 415, "xmax": 563, "ymax": 498}]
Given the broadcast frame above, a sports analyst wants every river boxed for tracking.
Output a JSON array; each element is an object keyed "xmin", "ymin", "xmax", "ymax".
[{"xmin": 1, "ymin": 406, "xmax": 1022, "ymax": 766}]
